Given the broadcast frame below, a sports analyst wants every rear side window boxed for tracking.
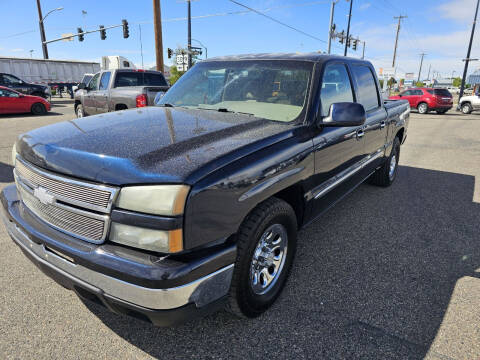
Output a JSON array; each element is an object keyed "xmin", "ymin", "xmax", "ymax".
[
  {"xmin": 431, "ymin": 89, "xmax": 452, "ymax": 96},
  {"xmin": 320, "ymin": 63, "xmax": 354, "ymax": 116},
  {"xmin": 114, "ymin": 72, "xmax": 168, "ymax": 87},
  {"xmin": 99, "ymin": 72, "xmax": 111, "ymax": 90},
  {"xmin": 351, "ymin": 65, "xmax": 380, "ymax": 111}
]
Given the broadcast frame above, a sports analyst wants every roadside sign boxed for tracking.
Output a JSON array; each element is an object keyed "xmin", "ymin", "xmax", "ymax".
[
  {"xmin": 176, "ymin": 64, "xmax": 184, "ymax": 72},
  {"xmin": 176, "ymin": 55, "xmax": 183, "ymax": 65},
  {"xmin": 183, "ymin": 64, "xmax": 189, "ymax": 71},
  {"xmin": 61, "ymin": 33, "xmax": 74, "ymax": 42},
  {"xmin": 183, "ymin": 54, "xmax": 189, "ymax": 64}
]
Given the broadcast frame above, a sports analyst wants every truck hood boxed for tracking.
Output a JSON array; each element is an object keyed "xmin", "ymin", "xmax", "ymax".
[{"xmin": 17, "ymin": 107, "xmax": 294, "ymax": 185}]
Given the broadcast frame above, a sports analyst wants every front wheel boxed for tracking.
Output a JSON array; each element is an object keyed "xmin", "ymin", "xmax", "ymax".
[
  {"xmin": 31, "ymin": 103, "xmax": 46, "ymax": 115},
  {"xmin": 76, "ymin": 104, "xmax": 85, "ymax": 118},
  {"xmin": 461, "ymin": 103, "xmax": 472, "ymax": 114},
  {"xmin": 227, "ymin": 197, "xmax": 297, "ymax": 318},
  {"xmin": 417, "ymin": 102, "xmax": 429, "ymax": 114}
]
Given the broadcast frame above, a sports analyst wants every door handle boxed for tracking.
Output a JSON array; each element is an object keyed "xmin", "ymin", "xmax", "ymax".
[
  {"xmin": 380, "ymin": 121, "xmax": 386, "ymax": 129},
  {"xmin": 356, "ymin": 129, "xmax": 365, "ymax": 139}
]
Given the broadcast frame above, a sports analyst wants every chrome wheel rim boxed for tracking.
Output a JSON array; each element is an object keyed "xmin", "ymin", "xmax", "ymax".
[
  {"xmin": 250, "ymin": 224, "xmax": 288, "ymax": 295},
  {"xmin": 419, "ymin": 104, "xmax": 427, "ymax": 113},
  {"xmin": 389, "ymin": 154, "xmax": 397, "ymax": 180},
  {"xmin": 77, "ymin": 108, "xmax": 83, "ymax": 118},
  {"xmin": 462, "ymin": 105, "xmax": 469, "ymax": 114}
]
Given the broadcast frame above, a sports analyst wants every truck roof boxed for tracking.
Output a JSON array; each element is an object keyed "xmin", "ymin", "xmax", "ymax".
[{"xmin": 203, "ymin": 52, "xmax": 370, "ymax": 64}]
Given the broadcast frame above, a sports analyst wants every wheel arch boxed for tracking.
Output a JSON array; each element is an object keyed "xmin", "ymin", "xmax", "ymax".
[{"xmin": 115, "ymin": 103, "xmax": 128, "ymax": 111}]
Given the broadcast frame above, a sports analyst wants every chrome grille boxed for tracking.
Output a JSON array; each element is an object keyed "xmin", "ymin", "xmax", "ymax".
[
  {"xmin": 18, "ymin": 185, "xmax": 107, "ymax": 242},
  {"xmin": 15, "ymin": 159, "xmax": 117, "ymax": 213},
  {"xmin": 13, "ymin": 157, "xmax": 118, "ymax": 243}
]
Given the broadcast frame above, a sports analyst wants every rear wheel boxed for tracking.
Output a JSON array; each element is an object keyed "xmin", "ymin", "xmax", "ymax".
[
  {"xmin": 369, "ymin": 137, "xmax": 400, "ymax": 187},
  {"xmin": 417, "ymin": 102, "xmax": 428, "ymax": 114},
  {"xmin": 461, "ymin": 103, "xmax": 472, "ymax": 114},
  {"xmin": 227, "ymin": 197, "xmax": 297, "ymax": 318},
  {"xmin": 31, "ymin": 103, "xmax": 46, "ymax": 115}
]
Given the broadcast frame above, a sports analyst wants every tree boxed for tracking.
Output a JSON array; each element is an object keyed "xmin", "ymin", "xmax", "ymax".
[
  {"xmin": 415, "ymin": 81, "xmax": 424, "ymax": 87},
  {"xmin": 452, "ymin": 77, "xmax": 462, "ymax": 87},
  {"xmin": 387, "ymin": 77, "xmax": 397, "ymax": 87},
  {"xmin": 169, "ymin": 66, "xmax": 185, "ymax": 85}
]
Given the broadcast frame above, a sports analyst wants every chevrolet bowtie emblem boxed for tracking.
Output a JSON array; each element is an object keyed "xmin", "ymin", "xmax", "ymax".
[{"xmin": 33, "ymin": 186, "xmax": 55, "ymax": 205}]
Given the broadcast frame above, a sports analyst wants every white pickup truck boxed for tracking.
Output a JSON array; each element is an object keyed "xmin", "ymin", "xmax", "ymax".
[{"xmin": 458, "ymin": 92, "xmax": 480, "ymax": 114}]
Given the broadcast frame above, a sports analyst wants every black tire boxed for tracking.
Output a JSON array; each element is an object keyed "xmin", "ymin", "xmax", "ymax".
[
  {"xmin": 461, "ymin": 103, "xmax": 472, "ymax": 114},
  {"xmin": 31, "ymin": 103, "xmax": 46, "ymax": 115},
  {"xmin": 76, "ymin": 104, "xmax": 85, "ymax": 118},
  {"xmin": 417, "ymin": 102, "xmax": 429, "ymax": 114},
  {"xmin": 369, "ymin": 136, "xmax": 401, "ymax": 187},
  {"xmin": 227, "ymin": 197, "xmax": 297, "ymax": 318}
]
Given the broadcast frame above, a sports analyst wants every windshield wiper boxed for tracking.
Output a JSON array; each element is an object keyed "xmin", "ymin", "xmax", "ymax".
[{"xmin": 217, "ymin": 108, "xmax": 254, "ymax": 116}]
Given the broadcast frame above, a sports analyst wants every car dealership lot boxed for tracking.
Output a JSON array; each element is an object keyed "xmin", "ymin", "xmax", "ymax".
[{"xmin": 1, "ymin": 107, "xmax": 479, "ymax": 359}]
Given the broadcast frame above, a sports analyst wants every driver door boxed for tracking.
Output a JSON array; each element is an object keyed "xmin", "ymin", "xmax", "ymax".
[
  {"xmin": 83, "ymin": 73, "xmax": 100, "ymax": 115},
  {"xmin": 310, "ymin": 62, "xmax": 365, "ymax": 217}
]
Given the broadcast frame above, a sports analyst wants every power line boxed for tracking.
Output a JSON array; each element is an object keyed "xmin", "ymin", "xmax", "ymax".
[{"xmin": 228, "ymin": 0, "xmax": 327, "ymax": 44}]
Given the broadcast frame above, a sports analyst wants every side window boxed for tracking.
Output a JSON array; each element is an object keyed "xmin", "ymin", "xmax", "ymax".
[
  {"xmin": 88, "ymin": 73, "xmax": 100, "ymax": 90},
  {"xmin": 402, "ymin": 90, "xmax": 412, "ymax": 96},
  {"xmin": 320, "ymin": 63, "xmax": 354, "ymax": 116},
  {"xmin": 3, "ymin": 74, "xmax": 23, "ymax": 85},
  {"xmin": 0, "ymin": 89, "xmax": 19, "ymax": 97},
  {"xmin": 99, "ymin": 72, "xmax": 111, "ymax": 90},
  {"xmin": 351, "ymin": 65, "xmax": 380, "ymax": 111},
  {"xmin": 415, "ymin": 90, "xmax": 424, "ymax": 95}
]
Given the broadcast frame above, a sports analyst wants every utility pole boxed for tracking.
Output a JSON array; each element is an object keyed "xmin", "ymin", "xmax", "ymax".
[
  {"xmin": 417, "ymin": 53, "xmax": 426, "ymax": 83},
  {"xmin": 327, "ymin": 0, "xmax": 339, "ymax": 54},
  {"xmin": 362, "ymin": 41, "xmax": 365, "ymax": 59},
  {"xmin": 153, "ymin": 0, "xmax": 164, "ymax": 73},
  {"xmin": 392, "ymin": 15, "xmax": 407, "ymax": 68},
  {"xmin": 187, "ymin": 0, "xmax": 192, "ymax": 68},
  {"xmin": 427, "ymin": 64, "xmax": 431, "ymax": 81},
  {"xmin": 459, "ymin": 0, "xmax": 480, "ymax": 100},
  {"xmin": 344, "ymin": 0, "xmax": 353, "ymax": 56},
  {"xmin": 36, "ymin": 0, "xmax": 49, "ymax": 59}
]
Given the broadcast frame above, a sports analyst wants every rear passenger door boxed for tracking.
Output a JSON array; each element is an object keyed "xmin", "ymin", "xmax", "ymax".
[
  {"xmin": 400, "ymin": 90, "xmax": 414, "ymax": 107},
  {"xmin": 350, "ymin": 64, "xmax": 387, "ymax": 169},
  {"xmin": 95, "ymin": 71, "xmax": 111, "ymax": 113}
]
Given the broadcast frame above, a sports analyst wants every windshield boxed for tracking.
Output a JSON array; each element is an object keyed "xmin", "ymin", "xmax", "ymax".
[{"xmin": 157, "ymin": 60, "xmax": 313, "ymax": 122}]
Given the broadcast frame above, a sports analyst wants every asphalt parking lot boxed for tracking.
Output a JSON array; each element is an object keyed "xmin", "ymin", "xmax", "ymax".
[{"xmin": 0, "ymin": 100, "xmax": 479, "ymax": 359}]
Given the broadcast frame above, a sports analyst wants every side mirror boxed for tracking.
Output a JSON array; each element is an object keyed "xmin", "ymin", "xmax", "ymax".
[
  {"xmin": 154, "ymin": 91, "xmax": 166, "ymax": 105},
  {"xmin": 77, "ymin": 83, "xmax": 86, "ymax": 90},
  {"xmin": 318, "ymin": 102, "xmax": 366, "ymax": 127},
  {"xmin": 398, "ymin": 94, "xmax": 402, "ymax": 97}
]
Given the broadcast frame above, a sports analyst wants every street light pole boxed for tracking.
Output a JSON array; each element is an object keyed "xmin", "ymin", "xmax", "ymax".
[
  {"xmin": 344, "ymin": 0, "xmax": 353, "ymax": 56},
  {"xmin": 187, "ymin": 0, "xmax": 192, "ymax": 68},
  {"xmin": 459, "ymin": 0, "xmax": 480, "ymax": 101},
  {"xmin": 36, "ymin": 0, "xmax": 49, "ymax": 59},
  {"xmin": 327, "ymin": 0, "xmax": 338, "ymax": 54},
  {"xmin": 153, "ymin": 0, "xmax": 164, "ymax": 73},
  {"xmin": 417, "ymin": 53, "xmax": 426, "ymax": 83}
]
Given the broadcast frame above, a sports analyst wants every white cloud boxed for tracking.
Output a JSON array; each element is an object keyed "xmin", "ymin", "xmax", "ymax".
[
  {"xmin": 360, "ymin": 2, "xmax": 371, "ymax": 10},
  {"xmin": 437, "ymin": 0, "xmax": 478, "ymax": 22}
]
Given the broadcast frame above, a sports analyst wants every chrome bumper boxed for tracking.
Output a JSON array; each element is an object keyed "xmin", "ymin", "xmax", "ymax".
[{"xmin": 1, "ymin": 204, "xmax": 234, "ymax": 311}]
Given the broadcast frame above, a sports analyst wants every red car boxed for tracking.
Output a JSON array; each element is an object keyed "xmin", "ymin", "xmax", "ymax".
[
  {"xmin": 0, "ymin": 86, "xmax": 51, "ymax": 115},
  {"xmin": 389, "ymin": 87, "xmax": 453, "ymax": 114}
]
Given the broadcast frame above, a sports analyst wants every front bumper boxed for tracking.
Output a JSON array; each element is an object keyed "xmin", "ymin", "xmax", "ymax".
[{"xmin": 0, "ymin": 184, "xmax": 235, "ymax": 326}]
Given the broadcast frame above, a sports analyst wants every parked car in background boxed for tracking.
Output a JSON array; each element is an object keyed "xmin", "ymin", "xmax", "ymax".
[
  {"xmin": 0, "ymin": 73, "xmax": 50, "ymax": 98},
  {"xmin": 458, "ymin": 91, "xmax": 480, "ymax": 114},
  {"xmin": 2, "ymin": 54, "xmax": 410, "ymax": 326},
  {"xmin": 0, "ymin": 86, "xmax": 50, "ymax": 115},
  {"xmin": 446, "ymin": 86, "xmax": 460, "ymax": 95},
  {"xmin": 389, "ymin": 87, "xmax": 453, "ymax": 114},
  {"xmin": 74, "ymin": 69, "xmax": 169, "ymax": 117}
]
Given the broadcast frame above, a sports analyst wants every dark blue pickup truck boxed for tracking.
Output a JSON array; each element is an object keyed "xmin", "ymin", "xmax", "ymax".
[{"xmin": 1, "ymin": 53, "xmax": 409, "ymax": 326}]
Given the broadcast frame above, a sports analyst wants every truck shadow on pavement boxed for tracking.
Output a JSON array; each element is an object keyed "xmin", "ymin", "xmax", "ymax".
[
  {"xmin": 0, "ymin": 162, "xmax": 14, "ymax": 183},
  {"xmin": 84, "ymin": 165, "xmax": 480, "ymax": 359}
]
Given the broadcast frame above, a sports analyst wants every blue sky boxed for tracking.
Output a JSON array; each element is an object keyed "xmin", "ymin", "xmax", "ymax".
[{"xmin": 0, "ymin": 0, "xmax": 478, "ymax": 78}]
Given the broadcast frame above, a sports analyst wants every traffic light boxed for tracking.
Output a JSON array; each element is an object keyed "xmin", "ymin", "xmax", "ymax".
[
  {"xmin": 339, "ymin": 30, "xmax": 345, "ymax": 44},
  {"xmin": 99, "ymin": 25, "xmax": 106, "ymax": 40},
  {"xmin": 167, "ymin": 48, "xmax": 173, "ymax": 59},
  {"xmin": 353, "ymin": 39, "xmax": 358, "ymax": 51},
  {"xmin": 77, "ymin": 27, "xmax": 84, "ymax": 42},
  {"xmin": 122, "ymin": 19, "xmax": 129, "ymax": 38},
  {"xmin": 331, "ymin": 23, "xmax": 336, "ymax": 34}
]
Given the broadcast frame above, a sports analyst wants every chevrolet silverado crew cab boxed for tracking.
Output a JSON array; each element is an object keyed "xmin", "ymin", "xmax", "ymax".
[
  {"xmin": 1, "ymin": 54, "xmax": 409, "ymax": 326},
  {"xmin": 458, "ymin": 91, "xmax": 480, "ymax": 114},
  {"xmin": 74, "ymin": 69, "xmax": 169, "ymax": 117}
]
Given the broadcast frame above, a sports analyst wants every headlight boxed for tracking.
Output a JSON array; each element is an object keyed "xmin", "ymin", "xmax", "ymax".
[
  {"xmin": 109, "ymin": 223, "xmax": 183, "ymax": 253},
  {"xmin": 115, "ymin": 185, "xmax": 190, "ymax": 216},
  {"xmin": 11, "ymin": 142, "xmax": 17, "ymax": 166}
]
